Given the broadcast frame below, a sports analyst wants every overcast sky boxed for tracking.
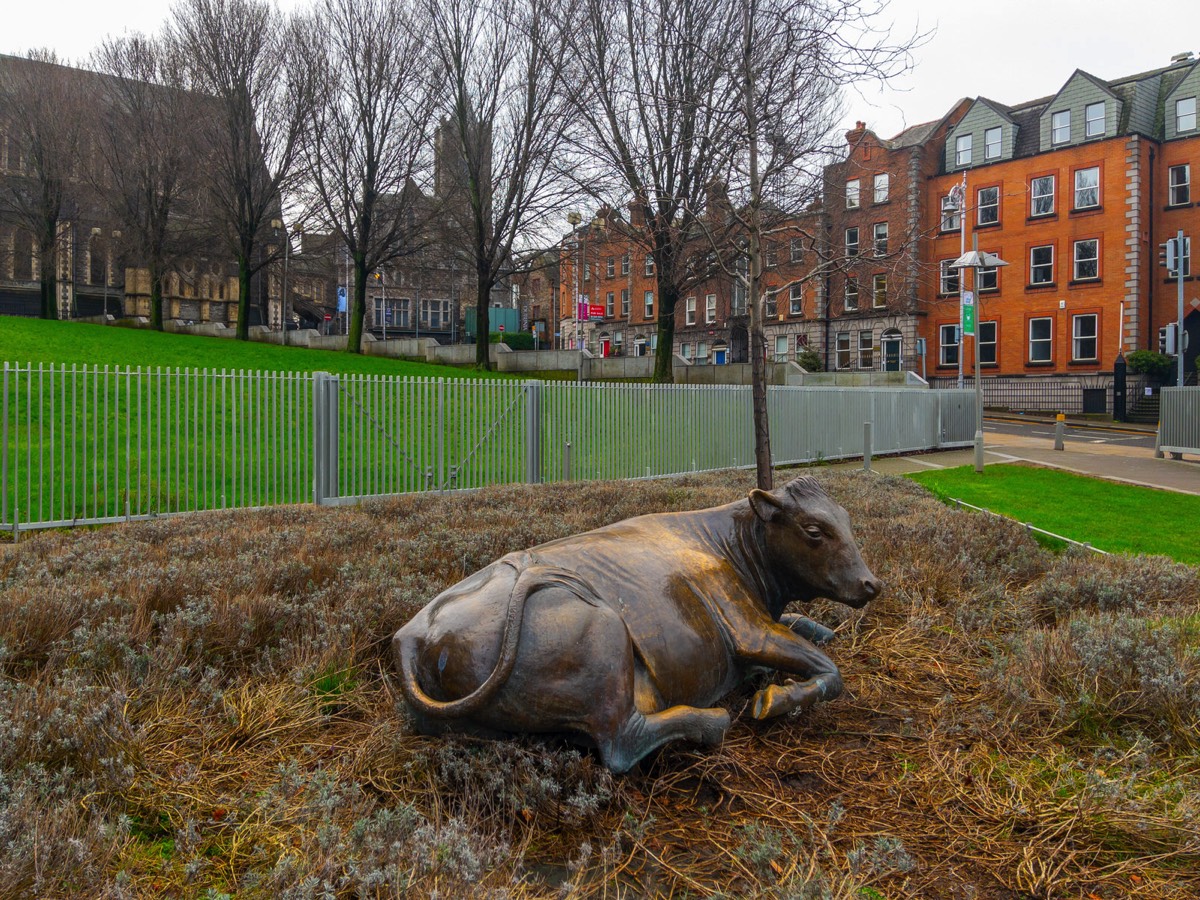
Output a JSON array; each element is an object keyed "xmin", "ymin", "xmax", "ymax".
[{"xmin": 5, "ymin": 0, "xmax": 1200, "ymax": 141}]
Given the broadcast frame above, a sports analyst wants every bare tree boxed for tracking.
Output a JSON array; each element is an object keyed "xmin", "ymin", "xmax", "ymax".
[
  {"xmin": 300, "ymin": 0, "xmax": 439, "ymax": 354},
  {"xmin": 168, "ymin": 0, "xmax": 317, "ymax": 339},
  {"xmin": 708, "ymin": 0, "xmax": 916, "ymax": 488},
  {"xmin": 0, "ymin": 51, "xmax": 85, "ymax": 319},
  {"xmin": 87, "ymin": 35, "xmax": 202, "ymax": 330},
  {"xmin": 571, "ymin": 0, "xmax": 742, "ymax": 382},
  {"xmin": 428, "ymin": 0, "xmax": 575, "ymax": 370}
]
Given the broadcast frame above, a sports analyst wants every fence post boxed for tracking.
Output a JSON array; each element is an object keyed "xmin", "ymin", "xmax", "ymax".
[
  {"xmin": 436, "ymin": 378, "xmax": 445, "ymax": 491},
  {"xmin": 523, "ymin": 380, "xmax": 542, "ymax": 484},
  {"xmin": 313, "ymin": 372, "xmax": 340, "ymax": 505},
  {"xmin": 863, "ymin": 421, "xmax": 872, "ymax": 472}
]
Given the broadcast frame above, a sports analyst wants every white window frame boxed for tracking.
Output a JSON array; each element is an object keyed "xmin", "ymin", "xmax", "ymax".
[
  {"xmin": 774, "ymin": 334, "xmax": 789, "ymax": 362},
  {"xmin": 789, "ymin": 284, "xmax": 802, "ymax": 315},
  {"xmin": 1074, "ymin": 166, "xmax": 1100, "ymax": 210},
  {"xmin": 685, "ymin": 295, "xmax": 696, "ymax": 325},
  {"xmin": 873, "ymin": 222, "xmax": 888, "ymax": 256},
  {"xmin": 978, "ymin": 321, "xmax": 997, "ymax": 365},
  {"xmin": 644, "ymin": 255, "xmax": 654, "ymax": 277},
  {"xmin": 845, "ymin": 226, "xmax": 859, "ymax": 257},
  {"xmin": 977, "ymin": 186, "xmax": 999, "ymax": 226},
  {"xmin": 873, "ymin": 173, "xmax": 889, "ymax": 203},
  {"xmin": 681, "ymin": 342, "xmax": 693, "ymax": 361},
  {"xmin": 844, "ymin": 277, "xmax": 859, "ymax": 311},
  {"xmin": 939, "ymin": 259, "xmax": 960, "ymax": 295},
  {"xmin": 1169, "ymin": 164, "xmax": 1191, "ymax": 206},
  {"xmin": 835, "ymin": 332, "xmax": 852, "ymax": 369},
  {"xmin": 941, "ymin": 195, "xmax": 961, "ymax": 231},
  {"xmin": 606, "ymin": 291, "xmax": 615, "ymax": 317},
  {"xmin": 705, "ymin": 293, "xmax": 717, "ymax": 323},
  {"xmin": 1178, "ymin": 96, "xmax": 1197, "ymax": 133},
  {"xmin": 606, "ymin": 257, "xmax": 615, "ymax": 278},
  {"xmin": 1031, "ymin": 175, "xmax": 1055, "ymax": 216},
  {"xmin": 984, "ymin": 126, "xmax": 1001, "ymax": 159},
  {"xmin": 872, "ymin": 274, "xmax": 887, "ymax": 309},
  {"xmin": 939, "ymin": 324, "xmax": 959, "ymax": 366},
  {"xmin": 789, "ymin": 238, "xmax": 804, "ymax": 263},
  {"xmin": 858, "ymin": 330, "xmax": 874, "ymax": 369},
  {"xmin": 644, "ymin": 291, "xmax": 654, "ymax": 318},
  {"xmin": 846, "ymin": 179, "xmax": 860, "ymax": 209},
  {"xmin": 621, "ymin": 288, "xmax": 630, "ymax": 316},
  {"xmin": 978, "ymin": 261, "xmax": 998, "ymax": 292},
  {"xmin": 696, "ymin": 341, "xmax": 709, "ymax": 363},
  {"xmin": 1085, "ymin": 101, "xmax": 1105, "ymax": 138},
  {"xmin": 621, "ymin": 254, "xmax": 630, "ymax": 275},
  {"xmin": 1029, "ymin": 317, "xmax": 1053, "ymax": 363},
  {"xmin": 1030, "ymin": 245, "xmax": 1054, "ymax": 285},
  {"xmin": 1073, "ymin": 238, "xmax": 1099, "ymax": 281},
  {"xmin": 955, "ymin": 134, "xmax": 972, "ymax": 167},
  {"xmin": 765, "ymin": 291, "xmax": 777, "ymax": 319},
  {"xmin": 1052, "ymin": 109, "xmax": 1071, "ymax": 144},
  {"xmin": 1072, "ymin": 314, "xmax": 1098, "ymax": 361}
]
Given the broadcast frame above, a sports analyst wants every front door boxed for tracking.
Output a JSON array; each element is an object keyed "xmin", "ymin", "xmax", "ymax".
[
  {"xmin": 882, "ymin": 336, "xmax": 902, "ymax": 372},
  {"xmin": 600, "ymin": 338, "xmax": 610, "ymax": 358},
  {"xmin": 714, "ymin": 348, "xmax": 727, "ymax": 365}
]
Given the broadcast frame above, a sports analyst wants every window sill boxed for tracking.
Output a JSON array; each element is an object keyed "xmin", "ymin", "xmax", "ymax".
[
  {"xmin": 1164, "ymin": 203, "xmax": 1192, "ymax": 211},
  {"xmin": 980, "ymin": 362, "xmax": 1000, "ymax": 369},
  {"xmin": 935, "ymin": 364, "xmax": 960, "ymax": 370},
  {"xmin": 979, "ymin": 287, "xmax": 1000, "ymax": 295},
  {"xmin": 1068, "ymin": 278, "xmax": 1102, "ymax": 287},
  {"xmin": 1026, "ymin": 213, "xmax": 1058, "ymax": 224},
  {"xmin": 939, "ymin": 227, "xmax": 962, "ymax": 236},
  {"xmin": 1069, "ymin": 205, "xmax": 1102, "ymax": 217},
  {"xmin": 1024, "ymin": 361, "xmax": 1055, "ymax": 368},
  {"xmin": 871, "ymin": 199, "xmax": 891, "ymax": 208},
  {"xmin": 1068, "ymin": 359, "xmax": 1100, "ymax": 366},
  {"xmin": 1025, "ymin": 282, "xmax": 1057, "ymax": 292},
  {"xmin": 974, "ymin": 220, "xmax": 1002, "ymax": 230},
  {"xmin": 1162, "ymin": 276, "xmax": 1196, "ymax": 283}
]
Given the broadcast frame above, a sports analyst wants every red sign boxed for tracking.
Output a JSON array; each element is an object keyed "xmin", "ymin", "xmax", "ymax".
[
  {"xmin": 323, "ymin": 314, "xmax": 332, "ymax": 321},
  {"xmin": 588, "ymin": 304, "xmax": 605, "ymax": 320},
  {"xmin": 498, "ymin": 324, "xmax": 505, "ymax": 332}
]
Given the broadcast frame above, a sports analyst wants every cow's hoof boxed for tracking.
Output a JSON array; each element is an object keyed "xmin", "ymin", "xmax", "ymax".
[
  {"xmin": 698, "ymin": 708, "xmax": 732, "ymax": 745},
  {"xmin": 751, "ymin": 685, "xmax": 785, "ymax": 720}
]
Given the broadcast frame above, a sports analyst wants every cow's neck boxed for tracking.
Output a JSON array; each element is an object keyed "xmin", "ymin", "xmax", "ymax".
[{"xmin": 703, "ymin": 507, "xmax": 787, "ymax": 619}]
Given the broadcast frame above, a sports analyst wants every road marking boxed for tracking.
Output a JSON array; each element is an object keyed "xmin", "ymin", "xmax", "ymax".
[
  {"xmin": 1031, "ymin": 431, "xmax": 1053, "ymax": 436},
  {"xmin": 905, "ymin": 457, "xmax": 946, "ymax": 469}
]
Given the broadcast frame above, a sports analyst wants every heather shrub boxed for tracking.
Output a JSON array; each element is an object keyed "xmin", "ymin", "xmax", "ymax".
[
  {"xmin": 992, "ymin": 611, "xmax": 1200, "ymax": 747},
  {"xmin": 1031, "ymin": 550, "xmax": 1200, "ymax": 624}
]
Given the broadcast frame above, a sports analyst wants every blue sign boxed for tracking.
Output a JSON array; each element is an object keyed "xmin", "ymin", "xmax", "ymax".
[{"xmin": 337, "ymin": 286, "xmax": 347, "ymax": 313}]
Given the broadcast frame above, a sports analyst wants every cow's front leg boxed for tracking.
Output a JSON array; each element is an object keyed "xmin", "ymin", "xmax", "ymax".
[
  {"xmin": 730, "ymin": 622, "xmax": 843, "ymax": 720},
  {"xmin": 779, "ymin": 613, "xmax": 835, "ymax": 646}
]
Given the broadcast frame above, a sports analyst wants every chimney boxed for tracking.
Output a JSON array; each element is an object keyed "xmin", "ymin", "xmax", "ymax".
[
  {"xmin": 846, "ymin": 121, "xmax": 868, "ymax": 144},
  {"xmin": 628, "ymin": 196, "xmax": 647, "ymax": 227},
  {"xmin": 1170, "ymin": 51, "xmax": 1195, "ymax": 64}
]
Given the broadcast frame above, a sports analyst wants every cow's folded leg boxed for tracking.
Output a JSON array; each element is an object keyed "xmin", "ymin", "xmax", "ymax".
[
  {"xmin": 779, "ymin": 614, "xmax": 836, "ymax": 646},
  {"xmin": 599, "ymin": 706, "xmax": 731, "ymax": 774},
  {"xmin": 751, "ymin": 670, "xmax": 843, "ymax": 720}
]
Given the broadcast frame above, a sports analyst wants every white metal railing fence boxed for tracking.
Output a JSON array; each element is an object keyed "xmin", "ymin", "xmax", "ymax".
[
  {"xmin": 1159, "ymin": 387, "xmax": 1200, "ymax": 455},
  {"xmin": 2, "ymin": 363, "xmax": 977, "ymax": 535}
]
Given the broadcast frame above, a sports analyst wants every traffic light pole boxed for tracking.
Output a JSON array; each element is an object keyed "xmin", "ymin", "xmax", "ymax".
[{"xmin": 1177, "ymin": 228, "xmax": 1185, "ymax": 388}]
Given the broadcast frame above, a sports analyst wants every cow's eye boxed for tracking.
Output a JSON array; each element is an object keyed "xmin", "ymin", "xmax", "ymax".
[{"xmin": 803, "ymin": 525, "xmax": 823, "ymax": 540}]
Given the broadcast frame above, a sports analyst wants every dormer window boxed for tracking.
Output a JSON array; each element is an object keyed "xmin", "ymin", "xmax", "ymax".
[
  {"xmin": 1178, "ymin": 97, "xmax": 1197, "ymax": 132},
  {"xmin": 955, "ymin": 134, "xmax": 972, "ymax": 167},
  {"xmin": 984, "ymin": 127, "xmax": 1001, "ymax": 160},
  {"xmin": 1085, "ymin": 102, "xmax": 1105, "ymax": 138},
  {"xmin": 1052, "ymin": 110, "xmax": 1071, "ymax": 144}
]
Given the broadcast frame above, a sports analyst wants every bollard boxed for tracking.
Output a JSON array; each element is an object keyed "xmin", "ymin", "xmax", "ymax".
[
  {"xmin": 863, "ymin": 421, "xmax": 872, "ymax": 472},
  {"xmin": 1054, "ymin": 413, "xmax": 1065, "ymax": 451},
  {"xmin": 1154, "ymin": 423, "xmax": 1164, "ymax": 459}
]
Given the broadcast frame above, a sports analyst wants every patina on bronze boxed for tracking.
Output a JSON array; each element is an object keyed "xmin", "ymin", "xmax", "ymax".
[{"xmin": 393, "ymin": 476, "xmax": 881, "ymax": 773}]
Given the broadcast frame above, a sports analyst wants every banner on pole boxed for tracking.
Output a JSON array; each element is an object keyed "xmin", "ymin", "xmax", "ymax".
[{"xmin": 961, "ymin": 291, "xmax": 975, "ymax": 336}]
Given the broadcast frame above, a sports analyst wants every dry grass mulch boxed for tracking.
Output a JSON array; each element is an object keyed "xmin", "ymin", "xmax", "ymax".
[{"xmin": 1, "ymin": 470, "xmax": 1199, "ymax": 899}]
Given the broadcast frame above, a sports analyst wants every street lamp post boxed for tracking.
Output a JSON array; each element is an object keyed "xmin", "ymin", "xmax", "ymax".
[{"xmin": 950, "ymin": 238, "xmax": 1008, "ymax": 474}]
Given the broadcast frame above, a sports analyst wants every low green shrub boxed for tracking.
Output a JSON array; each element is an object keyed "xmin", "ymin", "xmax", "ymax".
[{"xmin": 1124, "ymin": 349, "xmax": 1174, "ymax": 380}]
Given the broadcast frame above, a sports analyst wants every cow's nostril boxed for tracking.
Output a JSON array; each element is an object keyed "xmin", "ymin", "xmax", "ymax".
[{"xmin": 862, "ymin": 577, "xmax": 882, "ymax": 599}]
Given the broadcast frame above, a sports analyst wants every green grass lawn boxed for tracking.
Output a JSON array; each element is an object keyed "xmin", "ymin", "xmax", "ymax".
[
  {"xmin": 0, "ymin": 315, "xmax": 506, "ymax": 378},
  {"xmin": 908, "ymin": 464, "xmax": 1200, "ymax": 566}
]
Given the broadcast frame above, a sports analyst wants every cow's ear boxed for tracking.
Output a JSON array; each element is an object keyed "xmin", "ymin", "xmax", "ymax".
[{"xmin": 749, "ymin": 489, "xmax": 785, "ymax": 522}]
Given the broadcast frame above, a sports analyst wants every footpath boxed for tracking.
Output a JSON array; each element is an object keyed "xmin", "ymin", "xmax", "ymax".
[{"xmin": 836, "ymin": 416, "xmax": 1200, "ymax": 496}]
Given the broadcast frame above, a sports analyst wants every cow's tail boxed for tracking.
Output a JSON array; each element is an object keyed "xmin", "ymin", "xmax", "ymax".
[{"xmin": 398, "ymin": 560, "xmax": 600, "ymax": 719}]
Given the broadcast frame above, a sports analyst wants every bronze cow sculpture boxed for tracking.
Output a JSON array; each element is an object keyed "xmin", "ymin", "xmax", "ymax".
[{"xmin": 393, "ymin": 476, "xmax": 881, "ymax": 773}]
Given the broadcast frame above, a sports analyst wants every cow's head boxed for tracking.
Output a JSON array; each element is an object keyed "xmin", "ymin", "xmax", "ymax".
[{"xmin": 748, "ymin": 476, "xmax": 881, "ymax": 609}]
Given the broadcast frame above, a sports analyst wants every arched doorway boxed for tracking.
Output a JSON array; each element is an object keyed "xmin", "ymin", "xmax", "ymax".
[
  {"xmin": 881, "ymin": 328, "xmax": 903, "ymax": 372},
  {"xmin": 598, "ymin": 331, "xmax": 611, "ymax": 357},
  {"xmin": 730, "ymin": 325, "xmax": 749, "ymax": 363},
  {"xmin": 713, "ymin": 340, "xmax": 728, "ymax": 365}
]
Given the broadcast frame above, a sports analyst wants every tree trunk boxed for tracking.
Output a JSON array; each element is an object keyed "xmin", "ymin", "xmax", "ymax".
[
  {"xmin": 744, "ymin": 8, "xmax": 771, "ymax": 490},
  {"xmin": 652, "ymin": 281, "xmax": 678, "ymax": 383},
  {"xmin": 236, "ymin": 253, "xmax": 252, "ymax": 340},
  {"xmin": 474, "ymin": 271, "xmax": 493, "ymax": 371},
  {"xmin": 38, "ymin": 236, "xmax": 57, "ymax": 320},
  {"xmin": 346, "ymin": 253, "xmax": 368, "ymax": 354},
  {"xmin": 149, "ymin": 262, "xmax": 165, "ymax": 331}
]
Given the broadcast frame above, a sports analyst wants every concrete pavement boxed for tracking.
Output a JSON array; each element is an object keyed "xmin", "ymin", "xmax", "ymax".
[{"xmin": 836, "ymin": 424, "xmax": 1200, "ymax": 496}]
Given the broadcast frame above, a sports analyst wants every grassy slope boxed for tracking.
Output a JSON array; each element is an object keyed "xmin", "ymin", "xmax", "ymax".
[
  {"xmin": 1, "ymin": 470, "xmax": 1198, "ymax": 898},
  {"xmin": 0, "ymin": 315, "xmax": 506, "ymax": 378},
  {"xmin": 907, "ymin": 464, "xmax": 1200, "ymax": 565}
]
